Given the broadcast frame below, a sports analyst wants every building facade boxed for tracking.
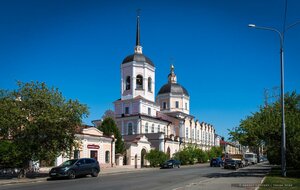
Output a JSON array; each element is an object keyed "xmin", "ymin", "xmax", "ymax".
[{"xmin": 113, "ymin": 15, "xmax": 216, "ymax": 167}]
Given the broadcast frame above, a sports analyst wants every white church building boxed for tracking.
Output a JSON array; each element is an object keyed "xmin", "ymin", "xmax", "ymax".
[{"xmin": 113, "ymin": 15, "xmax": 216, "ymax": 168}]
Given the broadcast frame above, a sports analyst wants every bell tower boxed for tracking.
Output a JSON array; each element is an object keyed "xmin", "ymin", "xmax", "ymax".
[{"xmin": 120, "ymin": 13, "xmax": 155, "ymax": 102}]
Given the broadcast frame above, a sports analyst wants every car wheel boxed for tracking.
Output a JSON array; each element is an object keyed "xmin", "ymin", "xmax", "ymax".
[
  {"xmin": 91, "ymin": 169, "xmax": 98, "ymax": 177},
  {"xmin": 67, "ymin": 170, "xmax": 76, "ymax": 179}
]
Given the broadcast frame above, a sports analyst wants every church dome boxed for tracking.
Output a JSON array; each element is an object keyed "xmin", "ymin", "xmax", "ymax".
[
  {"xmin": 158, "ymin": 83, "xmax": 189, "ymax": 96},
  {"xmin": 122, "ymin": 53, "xmax": 154, "ymax": 66}
]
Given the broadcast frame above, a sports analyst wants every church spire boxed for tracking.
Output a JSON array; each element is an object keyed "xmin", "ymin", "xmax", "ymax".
[
  {"xmin": 168, "ymin": 64, "xmax": 177, "ymax": 83},
  {"xmin": 134, "ymin": 9, "xmax": 143, "ymax": 54}
]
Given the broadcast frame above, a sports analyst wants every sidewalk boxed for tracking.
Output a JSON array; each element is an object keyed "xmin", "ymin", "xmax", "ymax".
[{"xmin": 0, "ymin": 165, "xmax": 156, "ymax": 186}]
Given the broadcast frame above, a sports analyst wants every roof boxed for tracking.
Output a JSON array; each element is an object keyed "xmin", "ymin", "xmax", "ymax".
[
  {"xmin": 122, "ymin": 53, "xmax": 154, "ymax": 66},
  {"xmin": 157, "ymin": 83, "xmax": 189, "ymax": 96}
]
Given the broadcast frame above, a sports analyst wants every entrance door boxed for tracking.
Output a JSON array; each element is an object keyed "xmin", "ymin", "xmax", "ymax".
[
  {"xmin": 90, "ymin": 150, "xmax": 98, "ymax": 161},
  {"xmin": 141, "ymin": 149, "xmax": 146, "ymax": 167}
]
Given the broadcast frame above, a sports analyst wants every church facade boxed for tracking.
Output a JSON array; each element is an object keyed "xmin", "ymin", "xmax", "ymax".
[{"xmin": 113, "ymin": 15, "xmax": 216, "ymax": 167}]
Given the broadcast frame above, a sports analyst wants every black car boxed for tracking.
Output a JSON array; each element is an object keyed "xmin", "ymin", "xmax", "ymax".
[
  {"xmin": 160, "ymin": 159, "xmax": 181, "ymax": 169},
  {"xmin": 49, "ymin": 158, "xmax": 100, "ymax": 179},
  {"xmin": 224, "ymin": 159, "xmax": 239, "ymax": 169}
]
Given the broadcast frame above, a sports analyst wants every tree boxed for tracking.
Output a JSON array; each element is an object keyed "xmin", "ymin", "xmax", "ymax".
[
  {"xmin": 145, "ymin": 149, "xmax": 167, "ymax": 167},
  {"xmin": 207, "ymin": 146, "xmax": 223, "ymax": 160},
  {"xmin": 97, "ymin": 117, "xmax": 125, "ymax": 154},
  {"xmin": 0, "ymin": 81, "xmax": 89, "ymax": 172},
  {"xmin": 229, "ymin": 92, "xmax": 300, "ymax": 169}
]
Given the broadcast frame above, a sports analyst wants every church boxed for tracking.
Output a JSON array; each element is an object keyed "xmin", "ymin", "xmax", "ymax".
[{"xmin": 113, "ymin": 15, "xmax": 216, "ymax": 168}]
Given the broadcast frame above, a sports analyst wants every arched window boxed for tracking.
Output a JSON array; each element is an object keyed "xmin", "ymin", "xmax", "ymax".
[
  {"xmin": 136, "ymin": 75, "xmax": 143, "ymax": 89},
  {"xmin": 148, "ymin": 77, "xmax": 152, "ymax": 92},
  {"xmin": 145, "ymin": 122, "xmax": 148, "ymax": 133},
  {"xmin": 128, "ymin": 123, "xmax": 133, "ymax": 135},
  {"xmin": 151, "ymin": 124, "xmax": 154, "ymax": 133},
  {"xmin": 126, "ymin": 76, "xmax": 131, "ymax": 90},
  {"xmin": 105, "ymin": 151, "xmax": 110, "ymax": 163}
]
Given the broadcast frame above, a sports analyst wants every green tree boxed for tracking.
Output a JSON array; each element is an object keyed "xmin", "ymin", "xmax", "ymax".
[
  {"xmin": 0, "ymin": 81, "xmax": 89, "ymax": 171},
  {"xmin": 207, "ymin": 146, "xmax": 223, "ymax": 159},
  {"xmin": 145, "ymin": 149, "xmax": 167, "ymax": 167},
  {"xmin": 97, "ymin": 117, "xmax": 125, "ymax": 154},
  {"xmin": 229, "ymin": 92, "xmax": 300, "ymax": 169}
]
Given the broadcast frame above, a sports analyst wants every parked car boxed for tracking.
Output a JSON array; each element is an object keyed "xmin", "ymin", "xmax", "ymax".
[
  {"xmin": 49, "ymin": 158, "xmax": 100, "ymax": 179},
  {"xmin": 160, "ymin": 159, "xmax": 181, "ymax": 169},
  {"xmin": 224, "ymin": 159, "xmax": 239, "ymax": 169},
  {"xmin": 210, "ymin": 157, "xmax": 223, "ymax": 167}
]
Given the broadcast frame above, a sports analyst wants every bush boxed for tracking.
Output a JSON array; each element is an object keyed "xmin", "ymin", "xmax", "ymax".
[{"xmin": 145, "ymin": 149, "xmax": 167, "ymax": 167}]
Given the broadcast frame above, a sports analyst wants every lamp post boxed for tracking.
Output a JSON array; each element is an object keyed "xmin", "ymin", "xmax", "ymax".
[{"xmin": 248, "ymin": 21, "xmax": 300, "ymax": 177}]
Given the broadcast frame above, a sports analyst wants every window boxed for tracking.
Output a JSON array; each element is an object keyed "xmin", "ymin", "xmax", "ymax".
[
  {"xmin": 128, "ymin": 123, "xmax": 133, "ymax": 135},
  {"xmin": 163, "ymin": 102, "xmax": 167, "ymax": 109},
  {"xmin": 185, "ymin": 103, "xmax": 188, "ymax": 110},
  {"xmin": 148, "ymin": 77, "xmax": 152, "ymax": 92},
  {"xmin": 74, "ymin": 150, "xmax": 79, "ymax": 159},
  {"xmin": 105, "ymin": 151, "xmax": 110, "ymax": 163},
  {"xmin": 192, "ymin": 129, "xmax": 194, "ymax": 139},
  {"xmin": 175, "ymin": 101, "xmax": 179, "ymax": 108},
  {"xmin": 151, "ymin": 124, "xmax": 154, "ymax": 133},
  {"xmin": 126, "ymin": 76, "xmax": 131, "ymax": 90},
  {"xmin": 148, "ymin": 107, "xmax": 151, "ymax": 115},
  {"xmin": 125, "ymin": 107, "xmax": 129, "ymax": 114},
  {"xmin": 136, "ymin": 75, "xmax": 143, "ymax": 89},
  {"xmin": 145, "ymin": 123, "xmax": 148, "ymax": 133},
  {"xmin": 158, "ymin": 125, "xmax": 160, "ymax": 132},
  {"xmin": 185, "ymin": 127, "xmax": 189, "ymax": 138}
]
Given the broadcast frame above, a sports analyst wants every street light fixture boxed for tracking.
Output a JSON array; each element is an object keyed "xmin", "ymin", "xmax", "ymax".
[{"xmin": 248, "ymin": 21, "xmax": 300, "ymax": 177}]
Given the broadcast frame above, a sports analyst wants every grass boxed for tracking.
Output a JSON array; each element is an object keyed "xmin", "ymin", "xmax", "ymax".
[{"xmin": 259, "ymin": 166, "xmax": 300, "ymax": 190}]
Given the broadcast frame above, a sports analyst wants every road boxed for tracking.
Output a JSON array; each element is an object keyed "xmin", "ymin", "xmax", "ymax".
[{"xmin": 0, "ymin": 163, "xmax": 271, "ymax": 190}]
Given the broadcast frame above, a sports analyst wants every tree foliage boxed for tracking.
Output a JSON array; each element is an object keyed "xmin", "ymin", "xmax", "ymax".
[
  {"xmin": 97, "ymin": 117, "xmax": 125, "ymax": 154},
  {"xmin": 0, "ymin": 81, "xmax": 89, "ymax": 169},
  {"xmin": 173, "ymin": 145, "xmax": 214, "ymax": 165},
  {"xmin": 229, "ymin": 92, "xmax": 300, "ymax": 169},
  {"xmin": 145, "ymin": 149, "xmax": 168, "ymax": 167},
  {"xmin": 207, "ymin": 146, "xmax": 223, "ymax": 159}
]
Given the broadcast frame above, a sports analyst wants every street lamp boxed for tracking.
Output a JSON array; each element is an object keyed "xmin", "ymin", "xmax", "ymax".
[{"xmin": 248, "ymin": 21, "xmax": 300, "ymax": 177}]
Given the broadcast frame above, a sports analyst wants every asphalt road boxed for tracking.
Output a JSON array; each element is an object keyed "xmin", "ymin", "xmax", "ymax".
[{"xmin": 0, "ymin": 163, "xmax": 271, "ymax": 190}]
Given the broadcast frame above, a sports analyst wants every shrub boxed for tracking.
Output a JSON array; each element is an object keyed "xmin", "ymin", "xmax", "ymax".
[{"xmin": 145, "ymin": 149, "xmax": 168, "ymax": 167}]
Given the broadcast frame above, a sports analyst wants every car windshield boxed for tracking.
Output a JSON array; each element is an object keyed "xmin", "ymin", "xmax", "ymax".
[
  {"xmin": 59, "ymin": 159, "xmax": 78, "ymax": 167},
  {"xmin": 245, "ymin": 154, "xmax": 253, "ymax": 158}
]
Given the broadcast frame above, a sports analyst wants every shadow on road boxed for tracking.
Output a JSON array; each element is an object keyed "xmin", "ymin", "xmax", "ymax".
[{"xmin": 204, "ymin": 167, "xmax": 271, "ymax": 178}]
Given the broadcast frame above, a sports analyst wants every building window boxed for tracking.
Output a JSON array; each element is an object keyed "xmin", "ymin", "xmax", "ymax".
[
  {"xmin": 175, "ymin": 101, "xmax": 179, "ymax": 108},
  {"xmin": 192, "ymin": 129, "xmax": 194, "ymax": 139},
  {"xmin": 136, "ymin": 75, "xmax": 143, "ymax": 89},
  {"xmin": 125, "ymin": 107, "xmax": 129, "ymax": 114},
  {"xmin": 105, "ymin": 151, "xmax": 110, "ymax": 163},
  {"xmin": 185, "ymin": 127, "xmax": 189, "ymax": 138},
  {"xmin": 163, "ymin": 102, "xmax": 166, "ymax": 109},
  {"xmin": 185, "ymin": 103, "xmax": 188, "ymax": 110},
  {"xmin": 126, "ymin": 76, "xmax": 131, "ymax": 90},
  {"xmin": 74, "ymin": 150, "xmax": 79, "ymax": 159},
  {"xmin": 145, "ymin": 122, "xmax": 148, "ymax": 133},
  {"xmin": 148, "ymin": 77, "xmax": 152, "ymax": 92},
  {"xmin": 158, "ymin": 125, "xmax": 160, "ymax": 132},
  {"xmin": 128, "ymin": 123, "xmax": 133, "ymax": 135},
  {"xmin": 148, "ymin": 107, "xmax": 151, "ymax": 115},
  {"xmin": 151, "ymin": 124, "xmax": 154, "ymax": 133}
]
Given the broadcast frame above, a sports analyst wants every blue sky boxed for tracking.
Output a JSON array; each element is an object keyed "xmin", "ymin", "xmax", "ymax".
[{"xmin": 1, "ymin": 0, "xmax": 299, "ymax": 139}]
